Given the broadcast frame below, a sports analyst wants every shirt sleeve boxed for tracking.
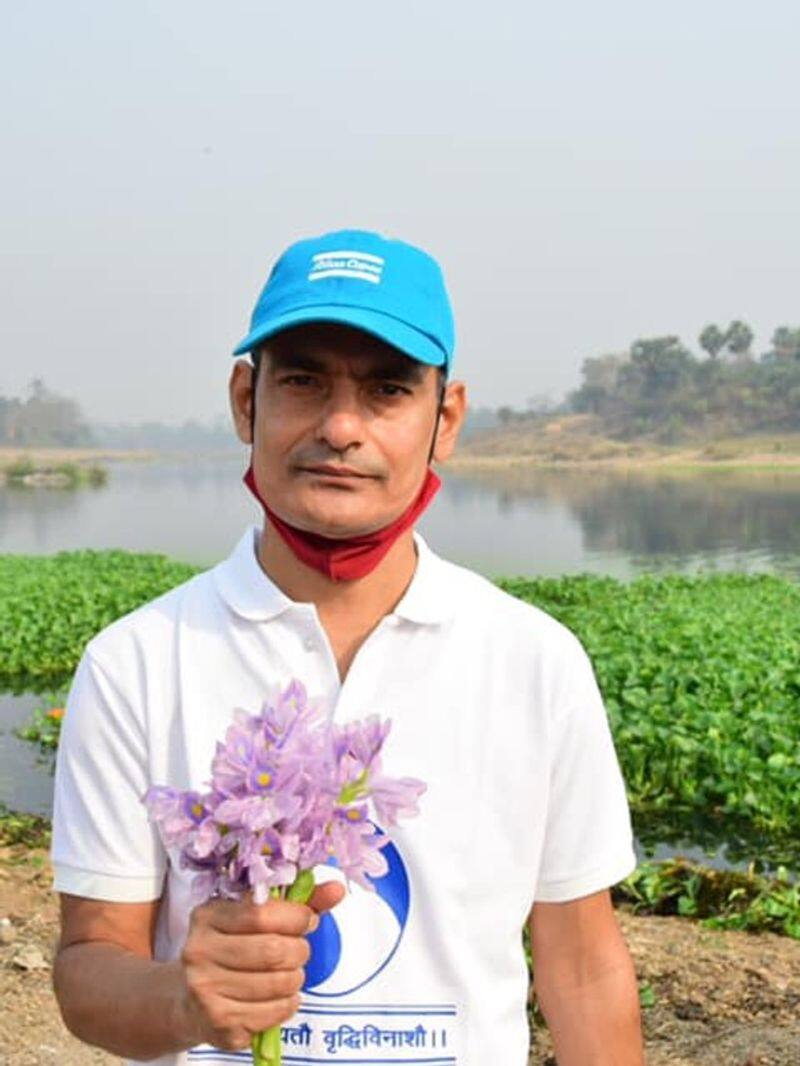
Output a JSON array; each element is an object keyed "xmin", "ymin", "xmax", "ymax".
[
  {"xmin": 50, "ymin": 646, "xmax": 167, "ymax": 902},
  {"xmin": 533, "ymin": 633, "xmax": 637, "ymax": 903}
]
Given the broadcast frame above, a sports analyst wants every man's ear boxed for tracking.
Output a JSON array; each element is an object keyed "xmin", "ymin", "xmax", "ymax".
[
  {"xmin": 229, "ymin": 360, "xmax": 255, "ymax": 445},
  {"xmin": 432, "ymin": 380, "xmax": 467, "ymax": 464}
]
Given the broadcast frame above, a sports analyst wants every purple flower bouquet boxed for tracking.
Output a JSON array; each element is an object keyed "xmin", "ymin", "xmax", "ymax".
[{"xmin": 143, "ymin": 679, "xmax": 426, "ymax": 1066}]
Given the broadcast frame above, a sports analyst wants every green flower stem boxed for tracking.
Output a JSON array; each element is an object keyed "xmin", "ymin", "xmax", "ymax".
[
  {"xmin": 251, "ymin": 873, "xmax": 317, "ymax": 1066},
  {"xmin": 251, "ymin": 1024, "xmax": 282, "ymax": 1066}
]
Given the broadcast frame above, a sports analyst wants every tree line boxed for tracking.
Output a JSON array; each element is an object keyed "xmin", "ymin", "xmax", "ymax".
[
  {"xmin": 497, "ymin": 322, "xmax": 800, "ymax": 442},
  {"xmin": 0, "ymin": 379, "xmax": 239, "ymax": 450},
  {"xmin": 5, "ymin": 320, "xmax": 800, "ymax": 449}
]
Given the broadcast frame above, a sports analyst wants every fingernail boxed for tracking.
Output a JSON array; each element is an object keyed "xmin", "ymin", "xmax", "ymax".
[{"xmin": 307, "ymin": 913, "xmax": 319, "ymax": 933}]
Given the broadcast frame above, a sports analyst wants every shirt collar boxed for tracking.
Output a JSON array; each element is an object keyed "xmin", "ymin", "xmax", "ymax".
[{"xmin": 212, "ymin": 523, "xmax": 455, "ymax": 626}]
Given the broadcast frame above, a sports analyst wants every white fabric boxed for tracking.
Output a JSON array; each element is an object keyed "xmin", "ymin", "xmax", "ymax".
[{"xmin": 51, "ymin": 524, "xmax": 637, "ymax": 1066}]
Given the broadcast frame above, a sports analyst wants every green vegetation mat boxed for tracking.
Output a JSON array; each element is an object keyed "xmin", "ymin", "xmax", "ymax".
[
  {"xmin": 2, "ymin": 551, "xmax": 799, "ymax": 934},
  {"xmin": 0, "ymin": 549, "xmax": 201, "ymax": 692},
  {"xmin": 499, "ymin": 571, "xmax": 800, "ymax": 874}
]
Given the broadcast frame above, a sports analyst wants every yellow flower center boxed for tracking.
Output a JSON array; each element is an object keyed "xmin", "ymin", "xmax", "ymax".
[
  {"xmin": 257, "ymin": 771, "xmax": 272, "ymax": 787},
  {"xmin": 190, "ymin": 803, "xmax": 204, "ymax": 818}
]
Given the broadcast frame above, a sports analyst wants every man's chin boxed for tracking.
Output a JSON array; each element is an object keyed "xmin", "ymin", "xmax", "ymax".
[
  {"xmin": 297, "ymin": 514, "xmax": 387, "ymax": 539},
  {"xmin": 269, "ymin": 500, "xmax": 387, "ymax": 539}
]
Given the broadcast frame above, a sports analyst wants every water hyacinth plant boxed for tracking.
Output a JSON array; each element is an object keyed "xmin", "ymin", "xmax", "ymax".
[{"xmin": 143, "ymin": 678, "xmax": 426, "ymax": 1066}]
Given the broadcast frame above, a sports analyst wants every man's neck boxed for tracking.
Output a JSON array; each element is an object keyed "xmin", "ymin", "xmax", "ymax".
[{"xmin": 255, "ymin": 520, "xmax": 419, "ymax": 625}]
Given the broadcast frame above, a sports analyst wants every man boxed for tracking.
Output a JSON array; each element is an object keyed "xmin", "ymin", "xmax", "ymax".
[{"xmin": 50, "ymin": 228, "xmax": 644, "ymax": 1065}]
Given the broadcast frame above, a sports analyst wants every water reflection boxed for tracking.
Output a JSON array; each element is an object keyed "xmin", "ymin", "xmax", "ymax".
[
  {"xmin": 442, "ymin": 465, "xmax": 800, "ymax": 580},
  {"xmin": 2, "ymin": 455, "xmax": 800, "ymax": 580},
  {"xmin": 0, "ymin": 453, "xmax": 252, "ymax": 565},
  {"xmin": 0, "ymin": 693, "xmax": 54, "ymax": 817}
]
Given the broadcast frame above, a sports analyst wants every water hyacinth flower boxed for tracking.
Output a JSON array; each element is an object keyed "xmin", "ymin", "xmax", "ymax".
[{"xmin": 142, "ymin": 678, "xmax": 426, "ymax": 1066}]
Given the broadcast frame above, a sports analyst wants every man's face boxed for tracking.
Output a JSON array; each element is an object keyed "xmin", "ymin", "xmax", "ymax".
[{"xmin": 230, "ymin": 322, "xmax": 462, "ymax": 538}]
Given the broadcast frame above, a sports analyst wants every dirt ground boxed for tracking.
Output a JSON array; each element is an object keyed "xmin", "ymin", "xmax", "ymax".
[
  {"xmin": 529, "ymin": 909, "xmax": 800, "ymax": 1065},
  {"xmin": 1, "ymin": 847, "xmax": 798, "ymax": 1066}
]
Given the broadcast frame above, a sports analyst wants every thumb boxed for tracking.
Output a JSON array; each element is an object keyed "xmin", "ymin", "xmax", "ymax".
[{"xmin": 306, "ymin": 880, "xmax": 347, "ymax": 929}]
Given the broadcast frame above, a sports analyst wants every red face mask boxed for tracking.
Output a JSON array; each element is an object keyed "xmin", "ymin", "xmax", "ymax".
[{"xmin": 242, "ymin": 461, "xmax": 441, "ymax": 582}]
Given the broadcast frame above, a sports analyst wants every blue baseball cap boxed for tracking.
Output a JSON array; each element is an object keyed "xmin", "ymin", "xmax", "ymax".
[{"xmin": 232, "ymin": 228, "xmax": 455, "ymax": 374}]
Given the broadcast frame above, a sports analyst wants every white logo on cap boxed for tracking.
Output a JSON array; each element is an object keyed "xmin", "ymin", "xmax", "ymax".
[{"xmin": 308, "ymin": 250, "xmax": 384, "ymax": 284}]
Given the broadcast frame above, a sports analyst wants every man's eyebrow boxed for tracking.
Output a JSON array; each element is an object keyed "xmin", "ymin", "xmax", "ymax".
[
  {"xmin": 266, "ymin": 349, "xmax": 427, "ymax": 384},
  {"xmin": 266, "ymin": 351, "xmax": 328, "ymax": 374},
  {"xmin": 361, "ymin": 358, "xmax": 426, "ymax": 384}
]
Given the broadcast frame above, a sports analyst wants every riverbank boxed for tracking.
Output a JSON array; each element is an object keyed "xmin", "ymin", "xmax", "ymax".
[
  {"xmin": 6, "ymin": 431, "xmax": 800, "ymax": 474},
  {"xmin": 453, "ymin": 417, "xmax": 800, "ymax": 471},
  {"xmin": 1, "ymin": 846, "xmax": 797, "ymax": 1066},
  {"xmin": 0, "ymin": 448, "xmax": 150, "ymax": 489},
  {"xmin": 0, "ymin": 447, "xmax": 240, "ymax": 489},
  {"xmin": 0, "ymin": 447, "xmax": 158, "ymax": 470}
]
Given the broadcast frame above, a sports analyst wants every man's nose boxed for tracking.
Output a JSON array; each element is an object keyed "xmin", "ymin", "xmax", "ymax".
[{"xmin": 314, "ymin": 383, "xmax": 366, "ymax": 452}]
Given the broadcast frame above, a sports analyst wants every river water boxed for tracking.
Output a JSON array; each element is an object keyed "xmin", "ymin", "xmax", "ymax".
[{"xmin": 3, "ymin": 451, "xmax": 800, "ymax": 578}]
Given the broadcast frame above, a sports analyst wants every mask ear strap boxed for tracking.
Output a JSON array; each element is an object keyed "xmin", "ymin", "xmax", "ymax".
[
  {"xmin": 248, "ymin": 358, "xmax": 258, "ymax": 442},
  {"xmin": 426, "ymin": 379, "xmax": 447, "ymax": 467}
]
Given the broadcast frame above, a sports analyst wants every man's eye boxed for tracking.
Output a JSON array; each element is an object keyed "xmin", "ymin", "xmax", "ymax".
[
  {"xmin": 376, "ymin": 383, "xmax": 411, "ymax": 397},
  {"xmin": 281, "ymin": 374, "xmax": 317, "ymax": 387}
]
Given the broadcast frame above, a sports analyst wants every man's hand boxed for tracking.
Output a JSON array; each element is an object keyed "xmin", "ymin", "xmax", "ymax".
[
  {"xmin": 53, "ymin": 880, "xmax": 345, "ymax": 1061},
  {"xmin": 179, "ymin": 881, "xmax": 345, "ymax": 1052}
]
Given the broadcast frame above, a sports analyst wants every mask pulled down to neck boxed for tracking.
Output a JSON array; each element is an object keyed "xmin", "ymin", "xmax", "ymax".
[{"xmin": 242, "ymin": 461, "xmax": 441, "ymax": 582}]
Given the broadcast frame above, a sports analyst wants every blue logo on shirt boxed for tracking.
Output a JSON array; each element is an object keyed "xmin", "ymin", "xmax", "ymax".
[{"xmin": 302, "ymin": 824, "xmax": 410, "ymax": 996}]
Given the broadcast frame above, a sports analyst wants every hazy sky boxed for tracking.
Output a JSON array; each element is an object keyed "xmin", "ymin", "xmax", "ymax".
[{"xmin": 2, "ymin": 1, "xmax": 798, "ymax": 424}]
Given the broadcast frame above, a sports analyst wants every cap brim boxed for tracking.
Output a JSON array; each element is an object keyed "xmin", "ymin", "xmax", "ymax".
[{"xmin": 232, "ymin": 305, "xmax": 447, "ymax": 368}]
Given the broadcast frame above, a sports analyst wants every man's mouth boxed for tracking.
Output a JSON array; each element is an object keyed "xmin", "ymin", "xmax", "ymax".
[{"xmin": 298, "ymin": 464, "xmax": 375, "ymax": 479}]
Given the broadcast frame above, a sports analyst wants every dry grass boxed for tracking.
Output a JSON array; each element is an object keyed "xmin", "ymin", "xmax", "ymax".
[{"xmin": 453, "ymin": 418, "xmax": 800, "ymax": 471}]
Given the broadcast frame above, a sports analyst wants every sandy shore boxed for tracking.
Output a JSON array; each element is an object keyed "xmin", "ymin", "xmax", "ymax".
[
  {"xmin": 448, "ymin": 451, "xmax": 800, "ymax": 471},
  {"xmin": 0, "ymin": 447, "xmax": 158, "ymax": 469},
  {"xmin": 448, "ymin": 437, "xmax": 800, "ymax": 473}
]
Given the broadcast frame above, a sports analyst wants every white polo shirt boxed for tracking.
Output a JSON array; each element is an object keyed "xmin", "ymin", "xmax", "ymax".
[{"xmin": 51, "ymin": 524, "xmax": 637, "ymax": 1066}]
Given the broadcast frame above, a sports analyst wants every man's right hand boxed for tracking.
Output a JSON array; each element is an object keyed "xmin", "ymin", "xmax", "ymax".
[{"xmin": 179, "ymin": 880, "xmax": 345, "ymax": 1053}]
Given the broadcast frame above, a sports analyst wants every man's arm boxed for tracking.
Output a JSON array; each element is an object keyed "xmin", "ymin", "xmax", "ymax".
[
  {"xmin": 52, "ymin": 894, "xmax": 206, "ymax": 1060},
  {"xmin": 52, "ymin": 885, "xmax": 342, "ymax": 1060},
  {"xmin": 528, "ymin": 887, "xmax": 644, "ymax": 1066}
]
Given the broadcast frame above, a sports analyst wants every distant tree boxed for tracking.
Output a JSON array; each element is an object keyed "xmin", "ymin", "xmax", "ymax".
[
  {"xmin": 3, "ymin": 378, "xmax": 93, "ymax": 446},
  {"xmin": 699, "ymin": 324, "xmax": 727, "ymax": 360},
  {"xmin": 625, "ymin": 336, "xmax": 695, "ymax": 398},
  {"xmin": 0, "ymin": 396, "xmax": 22, "ymax": 443},
  {"xmin": 772, "ymin": 326, "xmax": 800, "ymax": 360},
  {"xmin": 567, "ymin": 384, "xmax": 605, "ymax": 414},
  {"xmin": 497, "ymin": 405, "xmax": 514, "ymax": 425},
  {"xmin": 582, "ymin": 353, "xmax": 628, "ymax": 391},
  {"xmin": 568, "ymin": 352, "xmax": 628, "ymax": 415},
  {"xmin": 724, "ymin": 320, "xmax": 754, "ymax": 360}
]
